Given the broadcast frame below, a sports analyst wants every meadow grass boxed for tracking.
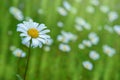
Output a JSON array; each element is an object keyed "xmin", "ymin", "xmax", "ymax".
[{"xmin": 0, "ymin": 0, "xmax": 120, "ymax": 80}]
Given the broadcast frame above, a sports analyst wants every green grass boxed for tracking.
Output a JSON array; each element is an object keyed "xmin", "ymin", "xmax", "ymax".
[{"xmin": 0, "ymin": 0, "xmax": 120, "ymax": 80}]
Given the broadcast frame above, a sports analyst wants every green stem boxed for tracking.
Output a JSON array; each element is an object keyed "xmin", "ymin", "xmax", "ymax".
[{"xmin": 23, "ymin": 40, "xmax": 32, "ymax": 80}]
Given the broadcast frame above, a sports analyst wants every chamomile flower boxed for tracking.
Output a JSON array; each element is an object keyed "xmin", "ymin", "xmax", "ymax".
[
  {"xmin": 82, "ymin": 61, "xmax": 93, "ymax": 70},
  {"xmin": 82, "ymin": 40, "xmax": 92, "ymax": 47},
  {"xmin": 9, "ymin": 7, "xmax": 24, "ymax": 21},
  {"xmin": 78, "ymin": 44, "xmax": 85, "ymax": 49},
  {"xmin": 103, "ymin": 45, "xmax": 116, "ymax": 57},
  {"xmin": 100, "ymin": 5, "xmax": 109, "ymax": 13},
  {"xmin": 108, "ymin": 11, "xmax": 118, "ymax": 22},
  {"xmin": 88, "ymin": 32, "xmax": 99, "ymax": 45},
  {"xmin": 57, "ymin": 7, "xmax": 67, "ymax": 16},
  {"xmin": 59, "ymin": 44, "xmax": 71, "ymax": 52},
  {"xmin": 13, "ymin": 48, "xmax": 26, "ymax": 58},
  {"xmin": 17, "ymin": 19, "xmax": 50, "ymax": 48},
  {"xmin": 86, "ymin": 6, "xmax": 95, "ymax": 13},
  {"xmin": 57, "ymin": 21, "xmax": 64, "ymax": 28},
  {"xmin": 114, "ymin": 25, "xmax": 120, "ymax": 35},
  {"xmin": 44, "ymin": 46, "xmax": 51, "ymax": 52},
  {"xmin": 63, "ymin": 1, "xmax": 72, "ymax": 11},
  {"xmin": 89, "ymin": 51, "xmax": 100, "ymax": 60},
  {"xmin": 90, "ymin": 0, "xmax": 99, "ymax": 6}
]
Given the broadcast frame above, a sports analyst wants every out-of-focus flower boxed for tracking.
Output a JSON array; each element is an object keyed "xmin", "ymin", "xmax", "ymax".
[
  {"xmin": 44, "ymin": 46, "xmax": 50, "ymax": 52},
  {"xmin": 75, "ymin": 24, "xmax": 83, "ymax": 31},
  {"xmin": 57, "ymin": 21, "xmax": 64, "ymax": 28},
  {"xmin": 13, "ymin": 48, "xmax": 26, "ymax": 58},
  {"xmin": 86, "ymin": 6, "xmax": 95, "ymax": 13},
  {"xmin": 78, "ymin": 44, "xmax": 85, "ymax": 49},
  {"xmin": 108, "ymin": 11, "xmax": 118, "ymax": 22},
  {"xmin": 57, "ymin": 7, "xmax": 67, "ymax": 16},
  {"xmin": 90, "ymin": 0, "xmax": 99, "ymax": 6},
  {"xmin": 89, "ymin": 51, "xmax": 100, "ymax": 60},
  {"xmin": 59, "ymin": 44, "xmax": 71, "ymax": 52},
  {"xmin": 103, "ymin": 45, "xmax": 116, "ymax": 57},
  {"xmin": 17, "ymin": 19, "xmax": 50, "ymax": 48},
  {"xmin": 57, "ymin": 31, "xmax": 77, "ymax": 43},
  {"xmin": 82, "ymin": 40, "xmax": 92, "ymax": 47},
  {"xmin": 75, "ymin": 17, "xmax": 91, "ymax": 30},
  {"xmin": 63, "ymin": 1, "xmax": 72, "ymax": 11},
  {"xmin": 88, "ymin": 32, "xmax": 99, "ymax": 45},
  {"xmin": 38, "ymin": 9, "xmax": 44, "ymax": 14},
  {"xmin": 100, "ymin": 5, "xmax": 109, "ymax": 13},
  {"xmin": 9, "ymin": 7, "xmax": 24, "ymax": 21},
  {"xmin": 104, "ymin": 25, "xmax": 113, "ymax": 33},
  {"xmin": 114, "ymin": 25, "xmax": 120, "ymax": 35},
  {"xmin": 82, "ymin": 61, "xmax": 93, "ymax": 70},
  {"xmin": 10, "ymin": 45, "xmax": 16, "ymax": 51}
]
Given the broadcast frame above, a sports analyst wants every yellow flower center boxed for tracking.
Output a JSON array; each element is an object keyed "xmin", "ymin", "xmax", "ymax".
[
  {"xmin": 27, "ymin": 28, "xmax": 39, "ymax": 38},
  {"xmin": 16, "ymin": 52, "xmax": 21, "ymax": 57}
]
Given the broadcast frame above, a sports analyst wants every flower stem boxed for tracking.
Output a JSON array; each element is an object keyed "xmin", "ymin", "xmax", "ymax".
[{"xmin": 23, "ymin": 40, "xmax": 32, "ymax": 80}]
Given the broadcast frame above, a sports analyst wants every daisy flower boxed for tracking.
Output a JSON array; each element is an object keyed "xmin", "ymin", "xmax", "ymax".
[
  {"xmin": 63, "ymin": 1, "xmax": 72, "ymax": 11},
  {"xmin": 89, "ymin": 51, "xmax": 100, "ymax": 60},
  {"xmin": 114, "ymin": 25, "xmax": 120, "ymax": 35},
  {"xmin": 17, "ymin": 19, "xmax": 51, "ymax": 48},
  {"xmin": 108, "ymin": 11, "xmax": 118, "ymax": 22},
  {"xmin": 59, "ymin": 43, "xmax": 71, "ymax": 52},
  {"xmin": 57, "ymin": 7, "xmax": 67, "ymax": 16},
  {"xmin": 78, "ymin": 43, "xmax": 85, "ymax": 49},
  {"xmin": 82, "ymin": 61, "xmax": 93, "ymax": 70},
  {"xmin": 13, "ymin": 48, "xmax": 26, "ymax": 58},
  {"xmin": 9, "ymin": 7, "xmax": 24, "ymax": 21},
  {"xmin": 88, "ymin": 32, "xmax": 99, "ymax": 45},
  {"xmin": 82, "ymin": 40, "xmax": 92, "ymax": 47},
  {"xmin": 100, "ymin": 5, "xmax": 109, "ymax": 13},
  {"xmin": 103, "ymin": 45, "xmax": 116, "ymax": 57}
]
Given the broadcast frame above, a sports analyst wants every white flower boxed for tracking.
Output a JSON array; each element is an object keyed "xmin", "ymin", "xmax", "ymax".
[
  {"xmin": 44, "ymin": 46, "xmax": 50, "ymax": 52},
  {"xmin": 114, "ymin": 25, "xmax": 120, "ymax": 35},
  {"xmin": 78, "ymin": 44, "xmax": 85, "ymax": 49},
  {"xmin": 75, "ymin": 24, "xmax": 83, "ymax": 31},
  {"xmin": 57, "ymin": 31, "xmax": 77, "ymax": 43},
  {"xmin": 82, "ymin": 40, "xmax": 92, "ymax": 47},
  {"xmin": 13, "ymin": 48, "xmax": 26, "ymax": 58},
  {"xmin": 57, "ymin": 21, "xmax": 64, "ymax": 28},
  {"xmin": 103, "ymin": 45, "xmax": 116, "ymax": 57},
  {"xmin": 57, "ymin": 7, "xmax": 67, "ymax": 16},
  {"xmin": 45, "ymin": 38, "xmax": 53, "ymax": 46},
  {"xmin": 104, "ymin": 25, "xmax": 113, "ymax": 33},
  {"xmin": 71, "ymin": 7, "xmax": 77, "ymax": 14},
  {"xmin": 100, "ymin": 5, "xmax": 109, "ymax": 13},
  {"xmin": 90, "ymin": 0, "xmax": 99, "ymax": 6},
  {"xmin": 9, "ymin": 7, "xmax": 24, "ymax": 21},
  {"xmin": 108, "ymin": 11, "xmax": 118, "ymax": 22},
  {"xmin": 10, "ymin": 45, "xmax": 16, "ymax": 51},
  {"xmin": 63, "ymin": 1, "xmax": 72, "ymax": 11},
  {"xmin": 38, "ymin": 9, "xmax": 44, "ymax": 14},
  {"xmin": 82, "ymin": 61, "xmax": 93, "ymax": 70},
  {"xmin": 89, "ymin": 51, "xmax": 100, "ymax": 60},
  {"xmin": 88, "ymin": 32, "xmax": 99, "ymax": 45},
  {"xmin": 59, "ymin": 44, "xmax": 71, "ymax": 52},
  {"xmin": 86, "ymin": 6, "xmax": 95, "ymax": 13},
  {"xmin": 17, "ymin": 19, "xmax": 50, "ymax": 48}
]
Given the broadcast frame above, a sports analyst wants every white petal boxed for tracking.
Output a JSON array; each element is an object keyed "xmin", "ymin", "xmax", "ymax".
[
  {"xmin": 31, "ymin": 39, "xmax": 39, "ymax": 48},
  {"xmin": 38, "ymin": 42, "xmax": 42, "ymax": 48},
  {"xmin": 37, "ymin": 24, "xmax": 47, "ymax": 31},
  {"xmin": 22, "ymin": 37, "xmax": 31, "ymax": 44},
  {"xmin": 37, "ymin": 38, "xmax": 46, "ymax": 44},
  {"xmin": 39, "ymin": 35, "xmax": 50, "ymax": 39},
  {"xmin": 20, "ymin": 33, "xmax": 28, "ymax": 37},
  {"xmin": 40, "ymin": 30, "xmax": 50, "ymax": 34}
]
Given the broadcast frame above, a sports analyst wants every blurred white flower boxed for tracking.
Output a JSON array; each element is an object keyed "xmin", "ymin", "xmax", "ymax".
[
  {"xmin": 59, "ymin": 44, "xmax": 71, "ymax": 52},
  {"xmin": 90, "ymin": 0, "xmax": 99, "ymax": 6},
  {"xmin": 108, "ymin": 11, "xmax": 118, "ymax": 22},
  {"xmin": 100, "ymin": 5, "xmax": 109, "ymax": 13},
  {"xmin": 17, "ymin": 19, "xmax": 50, "ymax": 48},
  {"xmin": 45, "ymin": 38, "xmax": 53, "ymax": 46},
  {"xmin": 38, "ymin": 9, "xmax": 44, "ymax": 14},
  {"xmin": 82, "ymin": 61, "xmax": 93, "ymax": 70},
  {"xmin": 57, "ymin": 31, "xmax": 77, "ymax": 43},
  {"xmin": 82, "ymin": 40, "xmax": 92, "ymax": 47},
  {"xmin": 57, "ymin": 21, "xmax": 64, "ymax": 28},
  {"xmin": 71, "ymin": 7, "xmax": 77, "ymax": 14},
  {"xmin": 104, "ymin": 25, "xmax": 113, "ymax": 33},
  {"xmin": 103, "ymin": 45, "xmax": 116, "ymax": 57},
  {"xmin": 63, "ymin": 1, "xmax": 72, "ymax": 11},
  {"xmin": 13, "ymin": 48, "xmax": 26, "ymax": 58},
  {"xmin": 88, "ymin": 32, "xmax": 99, "ymax": 45},
  {"xmin": 78, "ymin": 44, "xmax": 85, "ymax": 49},
  {"xmin": 75, "ymin": 17, "xmax": 91, "ymax": 30},
  {"xmin": 114, "ymin": 25, "xmax": 120, "ymax": 35},
  {"xmin": 9, "ymin": 7, "xmax": 24, "ymax": 21},
  {"xmin": 10, "ymin": 45, "xmax": 16, "ymax": 51},
  {"xmin": 75, "ymin": 24, "xmax": 83, "ymax": 31},
  {"xmin": 57, "ymin": 7, "xmax": 67, "ymax": 16},
  {"xmin": 89, "ymin": 51, "xmax": 100, "ymax": 60},
  {"xmin": 44, "ymin": 46, "xmax": 51, "ymax": 52},
  {"xmin": 86, "ymin": 6, "xmax": 95, "ymax": 13}
]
